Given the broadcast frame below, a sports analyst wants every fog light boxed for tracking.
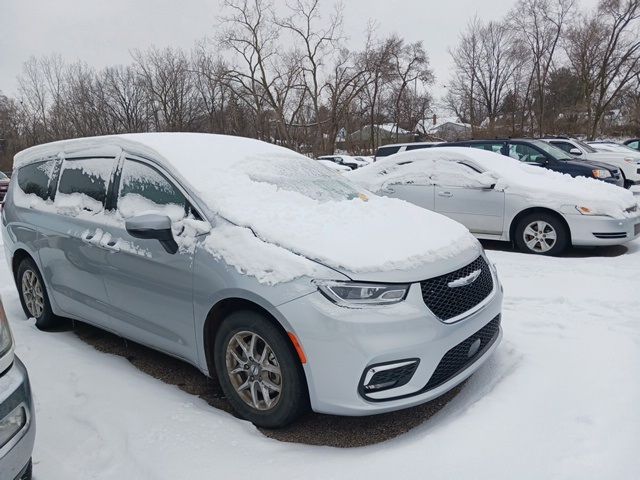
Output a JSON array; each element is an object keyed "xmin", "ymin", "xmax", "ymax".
[
  {"xmin": 0, "ymin": 406, "xmax": 26, "ymax": 448},
  {"xmin": 360, "ymin": 359, "xmax": 419, "ymax": 395}
]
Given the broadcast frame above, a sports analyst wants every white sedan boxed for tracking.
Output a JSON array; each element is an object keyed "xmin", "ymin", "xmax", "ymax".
[{"xmin": 347, "ymin": 147, "xmax": 640, "ymax": 255}]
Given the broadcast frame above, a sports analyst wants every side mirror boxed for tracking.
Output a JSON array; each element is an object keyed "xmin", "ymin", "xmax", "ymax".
[
  {"xmin": 569, "ymin": 147, "xmax": 582, "ymax": 155},
  {"xmin": 125, "ymin": 213, "xmax": 179, "ymax": 254}
]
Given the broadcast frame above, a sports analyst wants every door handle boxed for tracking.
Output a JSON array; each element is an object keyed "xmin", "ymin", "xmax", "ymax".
[{"xmin": 438, "ymin": 191, "xmax": 453, "ymax": 197}]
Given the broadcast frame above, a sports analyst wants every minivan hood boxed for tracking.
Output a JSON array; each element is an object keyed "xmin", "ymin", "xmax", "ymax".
[{"xmin": 115, "ymin": 133, "xmax": 481, "ymax": 283}]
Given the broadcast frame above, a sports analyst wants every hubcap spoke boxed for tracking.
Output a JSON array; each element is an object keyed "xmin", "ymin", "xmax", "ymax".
[{"xmin": 225, "ymin": 330, "xmax": 283, "ymax": 411}]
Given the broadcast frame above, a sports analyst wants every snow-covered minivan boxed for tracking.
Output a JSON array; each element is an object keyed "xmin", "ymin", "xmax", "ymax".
[
  {"xmin": 348, "ymin": 147, "xmax": 640, "ymax": 255},
  {"xmin": 2, "ymin": 134, "xmax": 502, "ymax": 427}
]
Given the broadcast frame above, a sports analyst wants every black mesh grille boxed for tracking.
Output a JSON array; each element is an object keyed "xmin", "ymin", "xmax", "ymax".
[
  {"xmin": 420, "ymin": 256, "xmax": 494, "ymax": 321},
  {"xmin": 424, "ymin": 316, "xmax": 501, "ymax": 390}
]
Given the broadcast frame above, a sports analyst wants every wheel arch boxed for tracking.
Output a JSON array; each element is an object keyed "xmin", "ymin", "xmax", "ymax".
[
  {"xmin": 202, "ymin": 297, "xmax": 307, "ymax": 384},
  {"xmin": 11, "ymin": 248, "xmax": 36, "ymax": 282},
  {"xmin": 509, "ymin": 207, "xmax": 572, "ymax": 244}
]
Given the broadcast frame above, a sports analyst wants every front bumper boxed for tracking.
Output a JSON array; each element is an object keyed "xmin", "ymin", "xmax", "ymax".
[
  {"xmin": 280, "ymin": 272, "xmax": 503, "ymax": 416},
  {"xmin": 0, "ymin": 357, "xmax": 35, "ymax": 480},
  {"xmin": 566, "ymin": 213, "xmax": 640, "ymax": 246}
]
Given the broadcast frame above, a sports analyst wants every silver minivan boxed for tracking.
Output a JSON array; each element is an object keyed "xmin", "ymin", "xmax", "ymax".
[{"xmin": 2, "ymin": 133, "xmax": 502, "ymax": 427}]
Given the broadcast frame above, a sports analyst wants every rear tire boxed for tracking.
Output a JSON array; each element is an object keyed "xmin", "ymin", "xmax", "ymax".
[
  {"xmin": 16, "ymin": 258, "xmax": 61, "ymax": 330},
  {"xmin": 213, "ymin": 310, "xmax": 308, "ymax": 428},
  {"xmin": 514, "ymin": 213, "xmax": 569, "ymax": 255}
]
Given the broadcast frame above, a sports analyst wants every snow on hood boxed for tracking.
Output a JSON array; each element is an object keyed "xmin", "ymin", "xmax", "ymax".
[
  {"xmin": 348, "ymin": 147, "xmax": 638, "ymax": 219},
  {"xmin": 116, "ymin": 134, "xmax": 479, "ymax": 277}
]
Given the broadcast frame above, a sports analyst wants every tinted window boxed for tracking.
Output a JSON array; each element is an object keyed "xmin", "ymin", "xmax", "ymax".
[
  {"xmin": 18, "ymin": 160, "xmax": 55, "ymax": 200},
  {"xmin": 508, "ymin": 144, "xmax": 547, "ymax": 163},
  {"xmin": 405, "ymin": 144, "xmax": 431, "ymax": 151},
  {"xmin": 470, "ymin": 143, "xmax": 503, "ymax": 153},
  {"xmin": 628, "ymin": 141, "xmax": 639, "ymax": 150},
  {"xmin": 376, "ymin": 146, "xmax": 402, "ymax": 158},
  {"xmin": 57, "ymin": 158, "xmax": 115, "ymax": 207},
  {"xmin": 117, "ymin": 160, "xmax": 187, "ymax": 218},
  {"xmin": 549, "ymin": 141, "xmax": 574, "ymax": 154}
]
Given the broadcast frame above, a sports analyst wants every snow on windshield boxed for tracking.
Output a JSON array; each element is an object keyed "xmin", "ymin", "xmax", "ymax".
[{"xmin": 120, "ymin": 133, "xmax": 479, "ymax": 278}]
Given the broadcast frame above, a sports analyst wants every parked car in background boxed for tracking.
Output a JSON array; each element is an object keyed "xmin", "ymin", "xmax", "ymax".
[
  {"xmin": 2, "ymin": 133, "xmax": 503, "ymax": 428},
  {"xmin": 374, "ymin": 142, "xmax": 443, "ymax": 161},
  {"xmin": 317, "ymin": 154, "xmax": 368, "ymax": 169},
  {"xmin": 0, "ymin": 172, "xmax": 10, "ymax": 204},
  {"xmin": 541, "ymin": 137, "xmax": 640, "ymax": 188},
  {"xmin": 623, "ymin": 139, "xmax": 640, "ymax": 152},
  {"xmin": 348, "ymin": 147, "xmax": 640, "ymax": 255},
  {"xmin": 0, "ymin": 296, "xmax": 35, "ymax": 480},
  {"xmin": 317, "ymin": 159, "xmax": 351, "ymax": 172},
  {"xmin": 445, "ymin": 139, "xmax": 624, "ymax": 187}
]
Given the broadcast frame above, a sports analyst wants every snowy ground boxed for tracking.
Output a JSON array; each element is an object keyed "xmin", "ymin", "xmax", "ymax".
[{"xmin": 2, "ymin": 238, "xmax": 639, "ymax": 479}]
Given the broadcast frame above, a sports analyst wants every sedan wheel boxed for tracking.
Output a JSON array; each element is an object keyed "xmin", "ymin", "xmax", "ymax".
[
  {"xmin": 522, "ymin": 220, "xmax": 557, "ymax": 253},
  {"xmin": 515, "ymin": 213, "xmax": 569, "ymax": 255},
  {"xmin": 225, "ymin": 331, "xmax": 283, "ymax": 411}
]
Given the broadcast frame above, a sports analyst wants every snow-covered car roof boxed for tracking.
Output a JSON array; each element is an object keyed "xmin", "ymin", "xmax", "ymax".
[
  {"xmin": 14, "ymin": 134, "xmax": 479, "ymax": 280},
  {"xmin": 347, "ymin": 147, "xmax": 638, "ymax": 219}
]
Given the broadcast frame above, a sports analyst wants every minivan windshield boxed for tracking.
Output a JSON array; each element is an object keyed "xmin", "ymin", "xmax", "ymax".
[
  {"xmin": 529, "ymin": 140, "xmax": 573, "ymax": 161},
  {"xmin": 245, "ymin": 157, "xmax": 362, "ymax": 202}
]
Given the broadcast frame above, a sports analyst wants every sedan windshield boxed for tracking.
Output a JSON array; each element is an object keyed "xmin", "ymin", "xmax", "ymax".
[{"xmin": 246, "ymin": 157, "xmax": 362, "ymax": 202}]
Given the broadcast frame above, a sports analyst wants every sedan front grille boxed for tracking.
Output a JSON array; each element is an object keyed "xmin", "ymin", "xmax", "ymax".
[
  {"xmin": 424, "ymin": 315, "xmax": 501, "ymax": 390},
  {"xmin": 420, "ymin": 256, "xmax": 494, "ymax": 321}
]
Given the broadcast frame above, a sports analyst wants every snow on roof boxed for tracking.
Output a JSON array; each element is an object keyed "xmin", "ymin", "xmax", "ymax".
[
  {"xmin": 14, "ymin": 133, "xmax": 479, "ymax": 280},
  {"xmin": 348, "ymin": 147, "xmax": 637, "ymax": 219}
]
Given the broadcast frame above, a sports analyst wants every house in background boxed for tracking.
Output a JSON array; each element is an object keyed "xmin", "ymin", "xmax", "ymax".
[{"xmin": 416, "ymin": 115, "xmax": 472, "ymax": 141}]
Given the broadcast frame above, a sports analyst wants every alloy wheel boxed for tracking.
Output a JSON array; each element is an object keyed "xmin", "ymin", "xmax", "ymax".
[
  {"xmin": 523, "ymin": 220, "xmax": 557, "ymax": 253},
  {"xmin": 21, "ymin": 269, "xmax": 44, "ymax": 318},
  {"xmin": 225, "ymin": 331, "xmax": 283, "ymax": 411}
]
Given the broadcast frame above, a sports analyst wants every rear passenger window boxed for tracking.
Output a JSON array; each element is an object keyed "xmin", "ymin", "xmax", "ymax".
[
  {"xmin": 18, "ymin": 160, "xmax": 55, "ymax": 200},
  {"xmin": 376, "ymin": 146, "xmax": 401, "ymax": 158},
  {"xmin": 117, "ymin": 160, "xmax": 187, "ymax": 219},
  {"xmin": 57, "ymin": 158, "xmax": 115, "ymax": 213},
  {"xmin": 470, "ymin": 143, "xmax": 503, "ymax": 153}
]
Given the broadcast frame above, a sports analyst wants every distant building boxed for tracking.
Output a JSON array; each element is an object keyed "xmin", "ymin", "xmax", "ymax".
[{"xmin": 416, "ymin": 115, "xmax": 471, "ymax": 141}]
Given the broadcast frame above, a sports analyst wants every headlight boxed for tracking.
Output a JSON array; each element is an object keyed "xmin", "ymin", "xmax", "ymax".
[
  {"xmin": 592, "ymin": 169, "xmax": 611, "ymax": 178},
  {"xmin": 315, "ymin": 280, "xmax": 409, "ymax": 306},
  {"xmin": 0, "ymin": 300, "xmax": 13, "ymax": 359}
]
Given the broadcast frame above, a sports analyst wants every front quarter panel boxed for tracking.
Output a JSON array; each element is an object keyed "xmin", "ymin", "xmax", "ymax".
[{"xmin": 191, "ymin": 240, "xmax": 348, "ymax": 375}]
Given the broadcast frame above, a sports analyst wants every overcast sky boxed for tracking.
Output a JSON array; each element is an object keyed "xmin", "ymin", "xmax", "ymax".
[{"xmin": 0, "ymin": 0, "xmax": 599, "ymax": 102}]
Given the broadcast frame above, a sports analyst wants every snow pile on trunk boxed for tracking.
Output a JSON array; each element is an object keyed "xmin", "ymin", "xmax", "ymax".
[
  {"xmin": 119, "ymin": 133, "xmax": 479, "ymax": 275},
  {"xmin": 348, "ymin": 147, "xmax": 638, "ymax": 219}
]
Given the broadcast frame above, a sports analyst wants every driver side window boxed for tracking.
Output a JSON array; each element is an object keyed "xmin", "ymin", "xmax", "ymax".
[
  {"xmin": 117, "ymin": 159, "xmax": 187, "ymax": 220},
  {"xmin": 508, "ymin": 144, "xmax": 547, "ymax": 163}
]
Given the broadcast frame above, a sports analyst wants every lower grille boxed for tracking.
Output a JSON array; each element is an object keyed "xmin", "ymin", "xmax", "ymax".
[
  {"xmin": 593, "ymin": 232, "xmax": 627, "ymax": 239},
  {"xmin": 420, "ymin": 256, "xmax": 494, "ymax": 321},
  {"xmin": 424, "ymin": 315, "xmax": 501, "ymax": 391}
]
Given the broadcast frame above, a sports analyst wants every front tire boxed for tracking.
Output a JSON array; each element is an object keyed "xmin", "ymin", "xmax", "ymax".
[
  {"xmin": 213, "ymin": 310, "xmax": 308, "ymax": 428},
  {"xmin": 514, "ymin": 213, "xmax": 569, "ymax": 255},
  {"xmin": 17, "ymin": 258, "xmax": 61, "ymax": 329}
]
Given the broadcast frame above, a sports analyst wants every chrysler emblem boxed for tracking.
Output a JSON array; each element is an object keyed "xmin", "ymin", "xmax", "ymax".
[{"xmin": 448, "ymin": 269, "xmax": 481, "ymax": 288}]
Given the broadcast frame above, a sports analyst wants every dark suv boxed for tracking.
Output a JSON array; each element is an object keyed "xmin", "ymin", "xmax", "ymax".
[{"xmin": 445, "ymin": 139, "xmax": 624, "ymax": 187}]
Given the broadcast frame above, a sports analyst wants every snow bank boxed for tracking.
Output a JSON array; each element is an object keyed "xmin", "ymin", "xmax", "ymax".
[{"xmin": 348, "ymin": 147, "xmax": 638, "ymax": 219}]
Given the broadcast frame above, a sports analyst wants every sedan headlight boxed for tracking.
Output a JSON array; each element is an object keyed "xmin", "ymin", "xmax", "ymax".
[
  {"xmin": 592, "ymin": 169, "xmax": 611, "ymax": 178},
  {"xmin": 0, "ymin": 300, "xmax": 13, "ymax": 360},
  {"xmin": 315, "ymin": 280, "xmax": 409, "ymax": 306}
]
